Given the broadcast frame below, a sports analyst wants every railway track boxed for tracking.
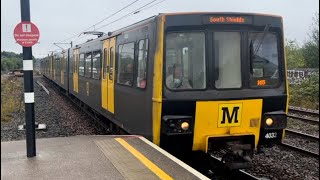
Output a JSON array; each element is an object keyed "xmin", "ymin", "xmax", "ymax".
[
  {"xmin": 288, "ymin": 106, "xmax": 319, "ymax": 116},
  {"xmin": 283, "ymin": 128, "xmax": 319, "ymax": 158},
  {"xmin": 209, "ymin": 154, "xmax": 261, "ymax": 180},
  {"xmin": 285, "ymin": 128, "xmax": 319, "ymax": 141},
  {"xmin": 287, "ymin": 106, "xmax": 319, "ymax": 125},
  {"xmin": 36, "ymin": 80, "xmax": 49, "ymax": 95},
  {"xmin": 41, "ymin": 77, "xmax": 113, "ymax": 134},
  {"xmin": 279, "ymin": 143, "xmax": 319, "ymax": 158}
]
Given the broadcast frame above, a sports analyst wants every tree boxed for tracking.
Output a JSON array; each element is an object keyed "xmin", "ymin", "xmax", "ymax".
[
  {"xmin": 285, "ymin": 39, "xmax": 305, "ymax": 68},
  {"xmin": 302, "ymin": 12, "xmax": 319, "ymax": 68},
  {"xmin": 1, "ymin": 51, "xmax": 24, "ymax": 71}
]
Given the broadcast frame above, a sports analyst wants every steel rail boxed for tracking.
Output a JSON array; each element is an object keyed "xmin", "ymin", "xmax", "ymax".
[
  {"xmin": 36, "ymin": 80, "xmax": 49, "ymax": 95},
  {"xmin": 287, "ymin": 114, "xmax": 319, "ymax": 125},
  {"xmin": 209, "ymin": 154, "xmax": 261, "ymax": 180},
  {"xmin": 279, "ymin": 143, "xmax": 319, "ymax": 158},
  {"xmin": 288, "ymin": 106, "xmax": 319, "ymax": 116},
  {"xmin": 41, "ymin": 77, "xmax": 111, "ymax": 133},
  {"xmin": 285, "ymin": 129, "xmax": 319, "ymax": 141}
]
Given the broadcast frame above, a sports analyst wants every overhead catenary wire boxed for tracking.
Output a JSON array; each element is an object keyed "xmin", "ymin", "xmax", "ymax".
[
  {"xmin": 134, "ymin": 0, "xmax": 166, "ymax": 14},
  {"xmin": 95, "ymin": 0, "xmax": 160, "ymax": 31},
  {"xmin": 87, "ymin": 0, "xmax": 140, "ymax": 31},
  {"xmin": 57, "ymin": 0, "xmax": 140, "ymax": 43},
  {"xmin": 52, "ymin": 0, "xmax": 166, "ymax": 52}
]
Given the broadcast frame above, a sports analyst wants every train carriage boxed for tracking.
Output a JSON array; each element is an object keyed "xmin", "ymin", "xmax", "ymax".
[{"xmin": 41, "ymin": 12, "xmax": 288, "ymax": 169}]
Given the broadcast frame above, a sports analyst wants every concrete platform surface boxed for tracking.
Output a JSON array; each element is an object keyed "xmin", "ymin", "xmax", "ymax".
[{"xmin": 1, "ymin": 135, "xmax": 209, "ymax": 180}]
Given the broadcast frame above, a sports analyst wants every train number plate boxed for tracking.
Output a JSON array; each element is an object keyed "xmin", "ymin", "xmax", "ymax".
[
  {"xmin": 218, "ymin": 103, "xmax": 242, "ymax": 127},
  {"xmin": 265, "ymin": 132, "xmax": 277, "ymax": 139}
]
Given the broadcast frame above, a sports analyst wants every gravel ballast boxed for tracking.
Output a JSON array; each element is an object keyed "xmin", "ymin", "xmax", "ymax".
[
  {"xmin": 246, "ymin": 145, "xmax": 319, "ymax": 180},
  {"xmin": 1, "ymin": 76, "xmax": 107, "ymax": 142}
]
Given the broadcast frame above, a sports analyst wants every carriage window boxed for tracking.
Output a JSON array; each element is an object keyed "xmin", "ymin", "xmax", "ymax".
[
  {"xmin": 61, "ymin": 57, "xmax": 63, "ymax": 72},
  {"xmin": 62, "ymin": 56, "xmax": 65, "ymax": 73},
  {"xmin": 165, "ymin": 32, "xmax": 206, "ymax": 90},
  {"xmin": 137, "ymin": 39, "xmax": 148, "ymax": 88},
  {"xmin": 79, "ymin": 54, "xmax": 85, "ymax": 76},
  {"xmin": 249, "ymin": 32, "xmax": 279, "ymax": 87},
  {"xmin": 74, "ymin": 54, "xmax": 78, "ymax": 73},
  {"xmin": 85, "ymin": 52, "xmax": 92, "ymax": 78},
  {"xmin": 92, "ymin": 51, "xmax": 101, "ymax": 79},
  {"xmin": 117, "ymin": 43, "xmax": 134, "ymax": 86},
  {"xmin": 109, "ymin": 47, "xmax": 114, "ymax": 80},
  {"xmin": 103, "ymin": 49, "xmax": 108, "ymax": 79},
  {"xmin": 73, "ymin": 54, "xmax": 76, "ymax": 73},
  {"xmin": 69, "ymin": 54, "xmax": 73, "ymax": 74},
  {"xmin": 64, "ymin": 55, "xmax": 67, "ymax": 73},
  {"xmin": 59, "ymin": 58, "xmax": 61, "ymax": 72},
  {"xmin": 214, "ymin": 32, "xmax": 242, "ymax": 89},
  {"xmin": 52, "ymin": 58, "xmax": 54, "ymax": 72},
  {"xmin": 56, "ymin": 57, "xmax": 59, "ymax": 72}
]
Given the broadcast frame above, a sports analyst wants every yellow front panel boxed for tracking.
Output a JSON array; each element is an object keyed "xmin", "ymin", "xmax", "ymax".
[
  {"xmin": 193, "ymin": 99, "xmax": 263, "ymax": 152},
  {"xmin": 107, "ymin": 37, "xmax": 116, "ymax": 114}
]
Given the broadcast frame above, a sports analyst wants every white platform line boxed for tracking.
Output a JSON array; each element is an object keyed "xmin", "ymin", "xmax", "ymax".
[{"xmin": 139, "ymin": 137, "xmax": 210, "ymax": 180}]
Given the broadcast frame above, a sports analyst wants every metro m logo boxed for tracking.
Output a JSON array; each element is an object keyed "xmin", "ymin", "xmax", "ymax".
[{"xmin": 218, "ymin": 103, "xmax": 242, "ymax": 127}]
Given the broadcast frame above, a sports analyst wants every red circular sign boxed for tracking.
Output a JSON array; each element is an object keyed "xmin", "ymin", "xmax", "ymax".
[{"xmin": 13, "ymin": 21, "xmax": 40, "ymax": 47}]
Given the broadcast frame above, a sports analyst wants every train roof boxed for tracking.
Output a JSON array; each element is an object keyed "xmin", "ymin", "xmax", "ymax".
[{"xmin": 52, "ymin": 12, "xmax": 282, "ymax": 54}]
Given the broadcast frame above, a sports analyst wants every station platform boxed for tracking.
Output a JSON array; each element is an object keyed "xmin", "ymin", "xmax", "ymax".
[{"xmin": 1, "ymin": 135, "xmax": 209, "ymax": 180}]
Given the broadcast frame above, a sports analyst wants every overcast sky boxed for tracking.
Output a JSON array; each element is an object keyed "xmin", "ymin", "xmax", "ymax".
[{"xmin": 1, "ymin": 0, "xmax": 319, "ymax": 58}]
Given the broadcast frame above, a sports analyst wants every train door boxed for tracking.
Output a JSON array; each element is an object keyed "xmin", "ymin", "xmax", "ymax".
[
  {"xmin": 102, "ymin": 39, "xmax": 110, "ymax": 110},
  {"xmin": 73, "ymin": 48, "xmax": 79, "ymax": 93},
  {"xmin": 107, "ymin": 37, "xmax": 116, "ymax": 113}
]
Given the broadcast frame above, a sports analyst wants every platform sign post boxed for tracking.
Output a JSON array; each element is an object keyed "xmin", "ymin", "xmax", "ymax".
[{"xmin": 14, "ymin": 0, "xmax": 40, "ymax": 157}]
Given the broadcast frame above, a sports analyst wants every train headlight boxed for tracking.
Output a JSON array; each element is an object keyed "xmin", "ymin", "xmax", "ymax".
[
  {"xmin": 266, "ymin": 118, "xmax": 273, "ymax": 126},
  {"xmin": 262, "ymin": 111, "xmax": 287, "ymax": 129},
  {"xmin": 181, "ymin": 122, "xmax": 189, "ymax": 130},
  {"xmin": 162, "ymin": 115, "xmax": 193, "ymax": 134}
]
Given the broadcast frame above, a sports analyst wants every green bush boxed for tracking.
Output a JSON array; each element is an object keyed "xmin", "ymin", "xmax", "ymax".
[{"xmin": 289, "ymin": 74, "xmax": 319, "ymax": 109}]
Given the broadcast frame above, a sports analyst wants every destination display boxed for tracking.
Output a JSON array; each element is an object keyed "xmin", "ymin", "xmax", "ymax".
[{"xmin": 203, "ymin": 15, "xmax": 253, "ymax": 24}]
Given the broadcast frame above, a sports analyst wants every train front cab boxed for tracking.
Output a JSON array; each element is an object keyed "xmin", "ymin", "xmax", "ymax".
[{"xmin": 154, "ymin": 13, "xmax": 288, "ymax": 169}]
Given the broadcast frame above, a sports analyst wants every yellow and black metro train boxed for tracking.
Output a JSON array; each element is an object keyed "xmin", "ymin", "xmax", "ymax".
[{"xmin": 41, "ymin": 12, "xmax": 288, "ymax": 169}]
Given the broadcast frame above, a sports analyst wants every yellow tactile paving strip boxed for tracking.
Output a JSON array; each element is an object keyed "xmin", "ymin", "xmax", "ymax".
[{"xmin": 95, "ymin": 138, "xmax": 166, "ymax": 180}]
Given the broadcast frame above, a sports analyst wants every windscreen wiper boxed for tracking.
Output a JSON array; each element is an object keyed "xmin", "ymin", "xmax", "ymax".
[
  {"xmin": 253, "ymin": 24, "xmax": 271, "ymax": 55},
  {"xmin": 250, "ymin": 24, "xmax": 271, "ymax": 74},
  {"xmin": 249, "ymin": 40, "xmax": 254, "ymax": 74}
]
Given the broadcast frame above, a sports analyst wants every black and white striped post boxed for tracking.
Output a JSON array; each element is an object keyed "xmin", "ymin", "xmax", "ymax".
[{"xmin": 20, "ymin": 0, "xmax": 36, "ymax": 157}]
